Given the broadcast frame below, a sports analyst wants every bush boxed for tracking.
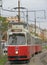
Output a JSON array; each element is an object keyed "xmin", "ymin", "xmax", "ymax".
[
  {"xmin": 0, "ymin": 56, "xmax": 7, "ymax": 65},
  {"xmin": 43, "ymin": 46, "xmax": 47, "ymax": 49}
]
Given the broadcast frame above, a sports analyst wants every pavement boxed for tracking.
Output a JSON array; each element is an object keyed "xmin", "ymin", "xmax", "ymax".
[
  {"xmin": 41, "ymin": 54, "xmax": 47, "ymax": 65},
  {"xmin": 30, "ymin": 55, "xmax": 43, "ymax": 65},
  {"xmin": 29, "ymin": 50, "xmax": 47, "ymax": 65}
]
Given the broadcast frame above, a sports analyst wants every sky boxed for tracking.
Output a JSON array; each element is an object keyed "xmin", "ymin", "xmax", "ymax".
[{"xmin": 1, "ymin": 0, "xmax": 47, "ymax": 29}]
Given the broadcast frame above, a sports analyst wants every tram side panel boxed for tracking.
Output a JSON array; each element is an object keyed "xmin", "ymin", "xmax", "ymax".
[
  {"xmin": 35, "ymin": 38, "xmax": 42, "ymax": 53},
  {"xmin": 36, "ymin": 45, "xmax": 42, "ymax": 53},
  {"xmin": 31, "ymin": 36, "xmax": 42, "ymax": 54},
  {"xmin": 31, "ymin": 36, "xmax": 36, "ymax": 54}
]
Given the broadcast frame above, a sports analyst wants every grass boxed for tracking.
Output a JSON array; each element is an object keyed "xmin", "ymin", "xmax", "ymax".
[
  {"xmin": 0, "ymin": 56, "xmax": 7, "ymax": 65},
  {"xmin": 43, "ymin": 46, "xmax": 47, "ymax": 49}
]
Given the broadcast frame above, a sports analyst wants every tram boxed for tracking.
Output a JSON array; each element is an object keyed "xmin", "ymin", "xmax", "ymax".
[
  {"xmin": 7, "ymin": 28, "xmax": 42, "ymax": 63},
  {"xmin": 7, "ymin": 28, "xmax": 31, "ymax": 63}
]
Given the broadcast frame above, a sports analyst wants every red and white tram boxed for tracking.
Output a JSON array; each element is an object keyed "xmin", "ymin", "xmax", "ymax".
[
  {"xmin": 7, "ymin": 28, "xmax": 31, "ymax": 63},
  {"xmin": 7, "ymin": 27, "xmax": 42, "ymax": 63}
]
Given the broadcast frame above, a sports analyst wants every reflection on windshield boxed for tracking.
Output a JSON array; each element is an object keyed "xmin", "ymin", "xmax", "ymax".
[{"xmin": 8, "ymin": 33, "xmax": 26, "ymax": 45}]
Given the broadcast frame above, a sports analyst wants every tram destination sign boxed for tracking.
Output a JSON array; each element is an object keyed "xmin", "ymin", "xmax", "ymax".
[{"xmin": 12, "ymin": 25, "xmax": 24, "ymax": 29}]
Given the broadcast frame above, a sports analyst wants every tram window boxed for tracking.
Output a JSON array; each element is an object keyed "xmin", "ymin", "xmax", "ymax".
[
  {"xmin": 31, "ymin": 36, "xmax": 42, "ymax": 45},
  {"xmin": 35, "ymin": 38, "xmax": 42, "ymax": 45},
  {"xmin": 27, "ymin": 33, "xmax": 31, "ymax": 45},
  {"xmin": 31, "ymin": 37, "xmax": 35, "ymax": 44}
]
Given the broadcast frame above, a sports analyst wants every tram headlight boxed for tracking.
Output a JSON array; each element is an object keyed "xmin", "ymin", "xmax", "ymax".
[{"xmin": 15, "ymin": 51, "xmax": 18, "ymax": 54}]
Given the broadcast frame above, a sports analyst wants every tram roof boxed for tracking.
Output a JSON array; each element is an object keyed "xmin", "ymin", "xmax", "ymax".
[{"xmin": 9, "ymin": 21, "xmax": 27, "ymax": 25}]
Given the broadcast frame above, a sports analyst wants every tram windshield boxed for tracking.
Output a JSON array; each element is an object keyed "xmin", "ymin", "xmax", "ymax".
[{"xmin": 8, "ymin": 33, "xmax": 26, "ymax": 45}]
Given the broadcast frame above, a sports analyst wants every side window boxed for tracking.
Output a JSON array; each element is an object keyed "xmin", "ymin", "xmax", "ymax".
[
  {"xmin": 27, "ymin": 33, "xmax": 31, "ymax": 45},
  {"xmin": 31, "ymin": 37, "xmax": 35, "ymax": 44}
]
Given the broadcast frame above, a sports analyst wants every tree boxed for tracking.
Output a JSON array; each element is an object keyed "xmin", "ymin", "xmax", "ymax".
[
  {"xmin": 0, "ymin": 16, "xmax": 9, "ymax": 56},
  {"xmin": 0, "ymin": 16, "xmax": 9, "ymax": 32}
]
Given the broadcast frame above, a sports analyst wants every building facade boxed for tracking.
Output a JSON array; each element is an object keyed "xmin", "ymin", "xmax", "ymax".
[
  {"xmin": 29, "ymin": 24, "xmax": 42, "ymax": 36},
  {"xmin": 40, "ymin": 29, "xmax": 47, "ymax": 42}
]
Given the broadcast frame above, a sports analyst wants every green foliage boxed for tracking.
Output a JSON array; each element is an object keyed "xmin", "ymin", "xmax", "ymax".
[
  {"xmin": 0, "ymin": 56, "xmax": 7, "ymax": 65},
  {"xmin": 31, "ymin": 32, "xmax": 38, "ymax": 36},
  {"xmin": 0, "ymin": 17, "xmax": 9, "ymax": 32},
  {"xmin": 0, "ymin": 16, "xmax": 6, "ymax": 22},
  {"xmin": 44, "ymin": 46, "xmax": 47, "ymax": 49},
  {"xmin": 1, "ymin": 22, "xmax": 9, "ymax": 32}
]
